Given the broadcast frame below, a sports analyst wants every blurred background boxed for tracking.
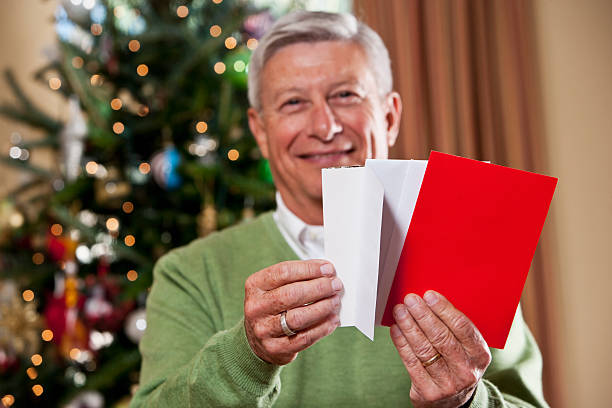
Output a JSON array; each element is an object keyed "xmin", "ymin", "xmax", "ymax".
[{"xmin": 0, "ymin": 0, "xmax": 609, "ymax": 407}]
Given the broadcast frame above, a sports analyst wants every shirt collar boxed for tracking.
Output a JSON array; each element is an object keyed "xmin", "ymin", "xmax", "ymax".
[{"xmin": 273, "ymin": 192, "xmax": 325, "ymax": 260}]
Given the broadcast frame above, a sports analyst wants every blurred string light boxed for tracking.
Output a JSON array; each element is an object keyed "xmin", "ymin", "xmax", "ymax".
[
  {"xmin": 32, "ymin": 253, "xmax": 45, "ymax": 265},
  {"xmin": 72, "ymin": 56, "xmax": 84, "ymax": 68},
  {"xmin": 26, "ymin": 367, "xmax": 38, "ymax": 380},
  {"xmin": 90, "ymin": 23, "xmax": 103, "ymax": 36},
  {"xmin": 128, "ymin": 39, "xmax": 140, "ymax": 52},
  {"xmin": 89, "ymin": 330, "xmax": 114, "ymax": 350},
  {"xmin": 126, "ymin": 270, "xmax": 138, "ymax": 281},
  {"xmin": 112, "ymin": 122, "xmax": 125, "ymax": 134},
  {"xmin": 2, "ymin": 395, "xmax": 15, "ymax": 407},
  {"xmin": 196, "ymin": 121, "xmax": 208, "ymax": 133},
  {"xmin": 122, "ymin": 201, "xmax": 134, "ymax": 213},
  {"xmin": 224, "ymin": 36, "xmax": 237, "ymax": 49},
  {"xmin": 31, "ymin": 354, "xmax": 43, "ymax": 366},
  {"xmin": 228, "ymin": 149, "xmax": 239, "ymax": 161},
  {"xmin": 138, "ymin": 162, "xmax": 150, "ymax": 174},
  {"xmin": 85, "ymin": 161, "xmax": 98, "ymax": 175},
  {"xmin": 90, "ymin": 74, "xmax": 103, "ymax": 86},
  {"xmin": 233, "ymin": 60, "xmax": 246, "ymax": 72},
  {"xmin": 106, "ymin": 217, "xmax": 119, "ymax": 232},
  {"xmin": 50, "ymin": 224, "xmax": 63, "ymax": 236},
  {"xmin": 214, "ymin": 62, "xmax": 226, "ymax": 74},
  {"xmin": 189, "ymin": 135, "xmax": 217, "ymax": 157},
  {"xmin": 32, "ymin": 385, "xmax": 43, "ymax": 397},
  {"xmin": 8, "ymin": 146, "xmax": 29, "ymax": 161},
  {"xmin": 41, "ymin": 330, "xmax": 53, "ymax": 342},
  {"xmin": 110, "ymin": 98, "xmax": 122, "ymax": 110},
  {"xmin": 75, "ymin": 245, "xmax": 93, "ymax": 264},
  {"xmin": 177, "ymin": 5, "xmax": 189, "ymax": 18},
  {"xmin": 209, "ymin": 25, "xmax": 222, "ymax": 37},
  {"xmin": 247, "ymin": 38, "xmax": 258, "ymax": 50},
  {"xmin": 48, "ymin": 77, "xmax": 62, "ymax": 90},
  {"xmin": 136, "ymin": 64, "xmax": 148, "ymax": 76},
  {"xmin": 22, "ymin": 290, "xmax": 35, "ymax": 302}
]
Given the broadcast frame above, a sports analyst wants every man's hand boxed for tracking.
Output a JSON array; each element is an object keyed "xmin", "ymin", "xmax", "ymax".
[
  {"xmin": 244, "ymin": 260, "xmax": 343, "ymax": 365},
  {"xmin": 390, "ymin": 290, "xmax": 491, "ymax": 408}
]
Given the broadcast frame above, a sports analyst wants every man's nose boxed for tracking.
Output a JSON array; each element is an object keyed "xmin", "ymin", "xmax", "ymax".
[{"xmin": 309, "ymin": 101, "xmax": 342, "ymax": 141}]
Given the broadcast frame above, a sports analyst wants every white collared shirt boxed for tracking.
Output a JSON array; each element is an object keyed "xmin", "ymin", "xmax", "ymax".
[{"xmin": 273, "ymin": 192, "xmax": 325, "ymax": 260}]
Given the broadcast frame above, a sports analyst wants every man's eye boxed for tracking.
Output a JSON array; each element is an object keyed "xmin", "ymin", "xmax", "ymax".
[
  {"xmin": 331, "ymin": 91, "xmax": 360, "ymax": 104},
  {"xmin": 336, "ymin": 91, "xmax": 355, "ymax": 98},
  {"xmin": 284, "ymin": 99, "xmax": 301, "ymax": 106}
]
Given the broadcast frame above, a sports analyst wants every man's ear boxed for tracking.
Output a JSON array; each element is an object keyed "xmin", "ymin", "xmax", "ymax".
[
  {"xmin": 247, "ymin": 107, "xmax": 269, "ymax": 159},
  {"xmin": 384, "ymin": 92, "xmax": 403, "ymax": 148}
]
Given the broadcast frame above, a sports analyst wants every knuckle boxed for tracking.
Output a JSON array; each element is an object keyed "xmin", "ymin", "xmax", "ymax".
[
  {"xmin": 430, "ymin": 327, "xmax": 454, "ymax": 347},
  {"xmin": 280, "ymin": 286, "xmax": 299, "ymax": 307},
  {"xmin": 264, "ymin": 339, "xmax": 281, "ymax": 356},
  {"xmin": 253, "ymin": 324, "xmax": 268, "ymax": 340},
  {"xmin": 456, "ymin": 370, "xmax": 478, "ymax": 390},
  {"xmin": 478, "ymin": 348, "xmax": 492, "ymax": 367},
  {"xmin": 244, "ymin": 302, "xmax": 257, "ymax": 319},
  {"xmin": 317, "ymin": 278, "xmax": 330, "ymax": 295},
  {"xmin": 245, "ymin": 275, "xmax": 256, "ymax": 290},
  {"xmin": 401, "ymin": 347, "xmax": 421, "ymax": 367},
  {"xmin": 412, "ymin": 341, "xmax": 435, "ymax": 358},
  {"xmin": 421, "ymin": 388, "xmax": 442, "ymax": 402},
  {"xmin": 276, "ymin": 262, "xmax": 292, "ymax": 283},
  {"xmin": 452, "ymin": 314, "xmax": 473, "ymax": 332}
]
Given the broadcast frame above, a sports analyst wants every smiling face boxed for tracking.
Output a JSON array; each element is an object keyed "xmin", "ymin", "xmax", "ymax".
[{"xmin": 248, "ymin": 40, "xmax": 402, "ymax": 225}]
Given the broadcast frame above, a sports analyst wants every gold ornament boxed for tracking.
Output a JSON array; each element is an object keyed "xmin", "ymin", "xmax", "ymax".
[
  {"xmin": 197, "ymin": 204, "xmax": 217, "ymax": 237},
  {"xmin": 0, "ymin": 281, "xmax": 42, "ymax": 358}
]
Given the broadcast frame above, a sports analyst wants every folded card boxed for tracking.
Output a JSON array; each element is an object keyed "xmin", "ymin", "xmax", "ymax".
[
  {"xmin": 322, "ymin": 166, "xmax": 384, "ymax": 340},
  {"xmin": 322, "ymin": 151, "xmax": 557, "ymax": 348}
]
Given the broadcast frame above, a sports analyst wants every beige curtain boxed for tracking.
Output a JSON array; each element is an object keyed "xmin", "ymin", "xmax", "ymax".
[{"xmin": 354, "ymin": 1, "xmax": 562, "ymax": 406}]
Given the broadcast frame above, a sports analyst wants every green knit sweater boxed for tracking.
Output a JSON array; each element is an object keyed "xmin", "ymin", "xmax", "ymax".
[{"xmin": 130, "ymin": 212, "xmax": 548, "ymax": 407}]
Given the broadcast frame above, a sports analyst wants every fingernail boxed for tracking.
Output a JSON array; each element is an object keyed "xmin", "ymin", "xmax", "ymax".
[
  {"xmin": 394, "ymin": 304, "xmax": 408, "ymax": 318},
  {"xmin": 424, "ymin": 290, "xmax": 439, "ymax": 306},
  {"xmin": 404, "ymin": 294, "xmax": 419, "ymax": 308},
  {"xmin": 320, "ymin": 263, "xmax": 334, "ymax": 276},
  {"xmin": 331, "ymin": 277, "xmax": 343, "ymax": 292}
]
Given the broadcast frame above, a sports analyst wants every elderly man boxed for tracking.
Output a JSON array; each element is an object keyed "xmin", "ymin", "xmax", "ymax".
[{"xmin": 131, "ymin": 11, "xmax": 548, "ymax": 408}]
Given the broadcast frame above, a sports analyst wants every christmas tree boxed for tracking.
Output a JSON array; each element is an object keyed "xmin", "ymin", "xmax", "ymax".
[{"xmin": 0, "ymin": 0, "xmax": 353, "ymax": 406}]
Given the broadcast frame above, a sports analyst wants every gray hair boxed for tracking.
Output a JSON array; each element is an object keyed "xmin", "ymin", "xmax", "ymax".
[{"xmin": 247, "ymin": 10, "xmax": 393, "ymax": 111}]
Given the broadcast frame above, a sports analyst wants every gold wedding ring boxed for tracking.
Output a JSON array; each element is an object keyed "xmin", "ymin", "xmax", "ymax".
[
  {"xmin": 280, "ymin": 311, "xmax": 297, "ymax": 337},
  {"xmin": 422, "ymin": 353, "xmax": 442, "ymax": 367}
]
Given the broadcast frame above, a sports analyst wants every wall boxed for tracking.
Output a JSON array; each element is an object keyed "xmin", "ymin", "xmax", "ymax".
[
  {"xmin": 533, "ymin": 0, "xmax": 612, "ymax": 405},
  {"xmin": 0, "ymin": 0, "xmax": 63, "ymax": 196}
]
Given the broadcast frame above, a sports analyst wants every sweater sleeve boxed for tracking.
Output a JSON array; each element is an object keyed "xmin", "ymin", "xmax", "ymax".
[
  {"xmin": 129, "ymin": 250, "xmax": 283, "ymax": 407},
  {"xmin": 468, "ymin": 307, "xmax": 549, "ymax": 408}
]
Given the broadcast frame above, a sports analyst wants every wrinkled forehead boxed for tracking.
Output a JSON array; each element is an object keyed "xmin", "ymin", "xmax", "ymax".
[{"xmin": 259, "ymin": 41, "xmax": 378, "ymax": 99}]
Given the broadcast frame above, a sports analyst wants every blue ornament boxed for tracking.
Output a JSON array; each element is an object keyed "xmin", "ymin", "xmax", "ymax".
[{"xmin": 151, "ymin": 147, "xmax": 182, "ymax": 190}]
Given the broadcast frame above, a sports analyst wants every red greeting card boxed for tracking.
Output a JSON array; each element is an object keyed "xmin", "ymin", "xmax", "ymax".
[{"xmin": 380, "ymin": 151, "xmax": 557, "ymax": 348}]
